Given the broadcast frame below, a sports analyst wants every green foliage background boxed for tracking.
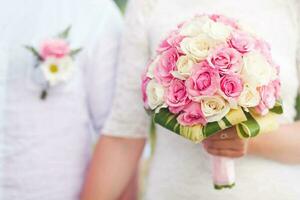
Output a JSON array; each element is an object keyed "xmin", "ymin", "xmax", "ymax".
[
  {"xmin": 114, "ymin": 0, "xmax": 128, "ymax": 12},
  {"xmin": 295, "ymin": 95, "xmax": 300, "ymax": 120}
]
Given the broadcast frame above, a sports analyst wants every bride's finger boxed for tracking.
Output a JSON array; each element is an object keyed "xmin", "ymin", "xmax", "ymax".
[
  {"xmin": 208, "ymin": 129, "xmax": 238, "ymax": 141},
  {"xmin": 206, "ymin": 148, "xmax": 245, "ymax": 158},
  {"xmin": 207, "ymin": 139, "xmax": 245, "ymax": 151}
]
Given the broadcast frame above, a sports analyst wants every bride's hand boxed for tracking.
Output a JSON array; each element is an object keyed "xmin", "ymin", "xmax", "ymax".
[{"xmin": 203, "ymin": 127, "xmax": 248, "ymax": 158}]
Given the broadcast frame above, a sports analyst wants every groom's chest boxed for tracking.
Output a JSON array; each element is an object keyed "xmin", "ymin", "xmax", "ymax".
[{"xmin": 0, "ymin": 11, "xmax": 89, "ymax": 115}]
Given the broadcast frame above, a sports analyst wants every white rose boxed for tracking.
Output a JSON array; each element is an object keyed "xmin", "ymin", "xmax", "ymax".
[
  {"xmin": 198, "ymin": 96, "xmax": 230, "ymax": 123},
  {"xmin": 180, "ymin": 16, "xmax": 210, "ymax": 37},
  {"xmin": 238, "ymin": 84, "xmax": 260, "ymax": 109},
  {"xmin": 242, "ymin": 52, "xmax": 276, "ymax": 87},
  {"xmin": 202, "ymin": 20, "xmax": 232, "ymax": 41},
  {"xmin": 147, "ymin": 56, "xmax": 160, "ymax": 79},
  {"xmin": 171, "ymin": 56, "xmax": 195, "ymax": 80},
  {"xmin": 180, "ymin": 34, "xmax": 216, "ymax": 61},
  {"xmin": 40, "ymin": 56, "xmax": 74, "ymax": 86},
  {"xmin": 146, "ymin": 80, "xmax": 165, "ymax": 110}
]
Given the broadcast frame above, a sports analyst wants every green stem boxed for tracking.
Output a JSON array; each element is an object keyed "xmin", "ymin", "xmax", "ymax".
[{"xmin": 40, "ymin": 89, "xmax": 48, "ymax": 100}]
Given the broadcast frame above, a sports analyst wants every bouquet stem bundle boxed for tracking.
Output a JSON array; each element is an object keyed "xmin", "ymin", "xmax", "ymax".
[{"xmin": 153, "ymin": 102, "xmax": 282, "ymax": 188}]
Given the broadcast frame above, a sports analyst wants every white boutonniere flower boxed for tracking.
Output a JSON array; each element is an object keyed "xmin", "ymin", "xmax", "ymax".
[
  {"xmin": 40, "ymin": 56, "xmax": 74, "ymax": 86},
  {"xmin": 25, "ymin": 26, "xmax": 82, "ymax": 100}
]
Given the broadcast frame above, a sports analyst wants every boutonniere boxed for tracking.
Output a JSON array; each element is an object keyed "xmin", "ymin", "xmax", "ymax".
[{"xmin": 25, "ymin": 26, "xmax": 82, "ymax": 100}]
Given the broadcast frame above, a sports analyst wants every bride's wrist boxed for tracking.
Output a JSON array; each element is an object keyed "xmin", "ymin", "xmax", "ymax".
[{"xmin": 247, "ymin": 138, "xmax": 261, "ymax": 156}]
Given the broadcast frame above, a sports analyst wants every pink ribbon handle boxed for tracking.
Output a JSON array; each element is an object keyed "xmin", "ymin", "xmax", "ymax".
[{"xmin": 211, "ymin": 155, "xmax": 236, "ymax": 189}]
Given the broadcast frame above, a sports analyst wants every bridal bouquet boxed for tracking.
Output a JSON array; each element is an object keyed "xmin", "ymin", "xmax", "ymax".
[{"xmin": 141, "ymin": 14, "xmax": 283, "ymax": 189}]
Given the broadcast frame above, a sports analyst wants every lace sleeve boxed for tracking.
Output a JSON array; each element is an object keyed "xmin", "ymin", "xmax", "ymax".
[{"xmin": 102, "ymin": 0, "xmax": 154, "ymax": 138}]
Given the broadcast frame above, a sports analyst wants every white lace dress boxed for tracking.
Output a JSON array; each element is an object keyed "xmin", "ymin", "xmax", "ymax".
[{"xmin": 103, "ymin": 0, "xmax": 300, "ymax": 199}]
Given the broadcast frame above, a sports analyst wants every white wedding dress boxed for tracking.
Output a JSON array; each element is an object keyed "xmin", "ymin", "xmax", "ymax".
[{"xmin": 103, "ymin": 0, "xmax": 300, "ymax": 199}]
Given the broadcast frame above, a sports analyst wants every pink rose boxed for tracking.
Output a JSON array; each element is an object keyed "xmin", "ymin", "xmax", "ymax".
[
  {"xmin": 272, "ymin": 79, "xmax": 281, "ymax": 99},
  {"xmin": 220, "ymin": 74, "xmax": 244, "ymax": 98},
  {"xmin": 229, "ymin": 31, "xmax": 255, "ymax": 54},
  {"xmin": 210, "ymin": 14, "xmax": 239, "ymax": 29},
  {"xmin": 255, "ymin": 39, "xmax": 272, "ymax": 62},
  {"xmin": 255, "ymin": 103, "xmax": 269, "ymax": 116},
  {"xmin": 255, "ymin": 83, "xmax": 276, "ymax": 115},
  {"xmin": 166, "ymin": 79, "xmax": 191, "ymax": 114},
  {"xmin": 177, "ymin": 21, "xmax": 186, "ymax": 29},
  {"xmin": 208, "ymin": 47, "xmax": 242, "ymax": 74},
  {"xmin": 177, "ymin": 102, "xmax": 207, "ymax": 126},
  {"xmin": 157, "ymin": 30, "xmax": 184, "ymax": 54},
  {"xmin": 274, "ymin": 64, "xmax": 280, "ymax": 76},
  {"xmin": 40, "ymin": 39, "xmax": 70, "ymax": 59},
  {"xmin": 154, "ymin": 48, "xmax": 179, "ymax": 86},
  {"xmin": 141, "ymin": 73, "xmax": 151, "ymax": 108},
  {"xmin": 185, "ymin": 62, "xmax": 219, "ymax": 97}
]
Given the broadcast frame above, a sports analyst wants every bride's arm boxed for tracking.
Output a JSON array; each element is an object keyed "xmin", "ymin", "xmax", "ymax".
[
  {"xmin": 249, "ymin": 2, "xmax": 300, "ymax": 165},
  {"xmin": 252, "ymin": 5, "xmax": 300, "ymax": 164},
  {"xmin": 248, "ymin": 121, "xmax": 300, "ymax": 164},
  {"xmin": 81, "ymin": 136, "xmax": 145, "ymax": 200}
]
